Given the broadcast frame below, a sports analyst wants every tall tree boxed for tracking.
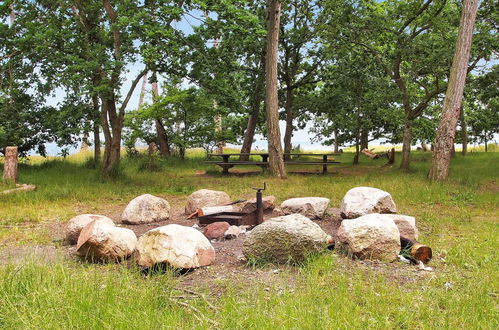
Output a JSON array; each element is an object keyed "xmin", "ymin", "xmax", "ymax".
[
  {"xmin": 265, "ymin": 0, "xmax": 286, "ymax": 178},
  {"xmin": 429, "ymin": 0, "xmax": 479, "ymax": 181},
  {"xmin": 279, "ymin": 0, "xmax": 322, "ymax": 159}
]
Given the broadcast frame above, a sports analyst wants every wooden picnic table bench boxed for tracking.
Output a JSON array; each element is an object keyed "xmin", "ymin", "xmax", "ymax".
[{"xmin": 207, "ymin": 152, "xmax": 341, "ymax": 174}]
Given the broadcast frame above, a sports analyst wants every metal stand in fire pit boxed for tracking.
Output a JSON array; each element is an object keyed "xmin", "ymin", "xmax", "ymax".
[{"xmin": 198, "ymin": 183, "xmax": 266, "ymax": 226}]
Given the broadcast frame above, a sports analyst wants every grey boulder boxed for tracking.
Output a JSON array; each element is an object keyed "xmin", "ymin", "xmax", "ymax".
[{"xmin": 243, "ymin": 214, "xmax": 329, "ymax": 264}]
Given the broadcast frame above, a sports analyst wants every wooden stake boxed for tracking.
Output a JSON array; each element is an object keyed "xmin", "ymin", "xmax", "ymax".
[{"xmin": 3, "ymin": 146, "xmax": 18, "ymax": 183}]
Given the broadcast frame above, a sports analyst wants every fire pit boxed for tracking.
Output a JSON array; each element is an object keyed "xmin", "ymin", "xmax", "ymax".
[{"xmin": 198, "ymin": 183, "xmax": 266, "ymax": 226}]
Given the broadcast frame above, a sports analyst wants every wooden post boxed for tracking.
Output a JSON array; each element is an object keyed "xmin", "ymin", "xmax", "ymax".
[
  {"xmin": 3, "ymin": 146, "xmax": 18, "ymax": 183},
  {"xmin": 387, "ymin": 148, "xmax": 395, "ymax": 165}
]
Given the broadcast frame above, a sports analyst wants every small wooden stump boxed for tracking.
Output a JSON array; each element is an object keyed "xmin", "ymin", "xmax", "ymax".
[{"xmin": 3, "ymin": 146, "xmax": 18, "ymax": 183}]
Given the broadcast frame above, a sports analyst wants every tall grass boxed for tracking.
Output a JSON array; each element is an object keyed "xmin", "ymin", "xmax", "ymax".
[{"xmin": 0, "ymin": 150, "xmax": 498, "ymax": 328}]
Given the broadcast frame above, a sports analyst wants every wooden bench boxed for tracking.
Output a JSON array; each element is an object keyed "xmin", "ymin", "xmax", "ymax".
[{"xmin": 207, "ymin": 153, "xmax": 341, "ymax": 174}]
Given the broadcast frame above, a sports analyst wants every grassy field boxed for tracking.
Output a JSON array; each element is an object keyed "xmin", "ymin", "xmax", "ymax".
[{"xmin": 0, "ymin": 150, "xmax": 498, "ymax": 329}]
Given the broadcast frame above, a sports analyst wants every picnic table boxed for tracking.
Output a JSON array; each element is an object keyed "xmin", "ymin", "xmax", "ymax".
[{"xmin": 206, "ymin": 152, "xmax": 341, "ymax": 174}]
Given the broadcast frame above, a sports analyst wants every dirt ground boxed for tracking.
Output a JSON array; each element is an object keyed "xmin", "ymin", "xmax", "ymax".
[{"xmin": 0, "ymin": 206, "xmax": 435, "ymax": 291}]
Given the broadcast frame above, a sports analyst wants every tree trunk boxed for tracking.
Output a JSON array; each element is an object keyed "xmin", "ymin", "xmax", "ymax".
[
  {"xmin": 101, "ymin": 97, "xmax": 122, "ymax": 176},
  {"xmin": 151, "ymin": 75, "xmax": 170, "ymax": 157},
  {"xmin": 421, "ymin": 142, "xmax": 430, "ymax": 152},
  {"xmin": 93, "ymin": 120, "xmax": 101, "ymax": 162},
  {"xmin": 429, "ymin": 0, "xmax": 478, "ymax": 181},
  {"xmin": 92, "ymin": 95, "xmax": 101, "ymax": 162},
  {"xmin": 283, "ymin": 87, "xmax": 294, "ymax": 160},
  {"xmin": 400, "ymin": 118, "xmax": 414, "ymax": 171},
  {"xmin": 360, "ymin": 128, "xmax": 368, "ymax": 150},
  {"xmin": 214, "ymin": 111, "xmax": 224, "ymax": 154},
  {"xmin": 265, "ymin": 0, "xmax": 286, "ymax": 179},
  {"xmin": 137, "ymin": 73, "xmax": 148, "ymax": 110},
  {"xmin": 2, "ymin": 146, "xmax": 18, "ymax": 183},
  {"xmin": 333, "ymin": 129, "xmax": 339, "ymax": 153},
  {"xmin": 240, "ymin": 50, "xmax": 266, "ymax": 161},
  {"xmin": 155, "ymin": 119, "xmax": 171, "ymax": 156},
  {"xmin": 484, "ymin": 134, "xmax": 488, "ymax": 152},
  {"xmin": 460, "ymin": 105, "xmax": 468, "ymax": 156}
]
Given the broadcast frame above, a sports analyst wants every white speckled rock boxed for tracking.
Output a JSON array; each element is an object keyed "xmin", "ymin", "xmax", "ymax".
[
  {"xmin": 185, "ymin": 189, "xmax": 231, "ymax": 214},
  {"xmin": 383, "ymin": 214, "xmax": 419, "ymax": 240},
  {"xmin": 340, "ymin": 187, "xmax": 397, "ymax": 219},
  {"xmin": 66, "ymin": 214, "xmax": 115, "ymax": 245},
  {"xmin": 137, "ymin": 224, "xmax": 215, "ymax": 269},
  {"xmin": 280, "ymin": 197, "xmax": 330, "ymax": 219},
  {"xmin": 243, "ymin": 214, "xmax": 329, "ymax": 263},
  {"xmin": 336, "ymin": 213, "xmax": 400, "ymax": 262},
  {"xmin": 77, "ymin": 220, "xmax": 137, "ymax": 262},
  {"xmin": 122, "ymin": 194, "xmax": 170, "ymax": 224}
]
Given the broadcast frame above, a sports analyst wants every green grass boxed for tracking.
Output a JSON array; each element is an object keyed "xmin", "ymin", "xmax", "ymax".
[{"xmin": 0, "ymin": 150, "xmax": 498, "ymax": 329}]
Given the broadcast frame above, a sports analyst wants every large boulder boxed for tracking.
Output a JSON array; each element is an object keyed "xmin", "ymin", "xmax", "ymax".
[
  {"xmin": 66, "ymin": 214, "xmax": 115, "ymax": 245},
  {"xmin": 340, "ymin": 187, "xmax": 397, "ymax": 219},
  {"xmin": 241, "ymin": 196, "xmax": 276, "ymax": 213},
  {"xmin": 383, "ymin": 214, "xmax": 419, "ymax": 240},
  {"xmin": 185, "ymin": 189, "xmax": 231, "ymax": 214},
  {"xmin": 243, "ymin": 214, "xmax": 329, "ymax": 264},
  {"xmin": 122, "ymin": 194, "xmax": 170, "ymax": 224},
  {"xmin": 336, "ymin": 213, "xmax": 400, "ymax": 262},
  {"xmin": 77, "ymin": 220, "xmax": 137, "ymax": 262},
  {"xmin": 280, "ymin": 197, "xmax": 330, "ymax": 219},
  {"xmin": 137, "ymin": 224, "xmax": 215, "ymax": 269},
  {"xmin": 203, "ymin": 221, "xmax": 230, "ymax": 240}
]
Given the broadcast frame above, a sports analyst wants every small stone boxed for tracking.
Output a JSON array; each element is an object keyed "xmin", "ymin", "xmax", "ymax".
[
  {"xmin": 224, "ymin": 225, "xmax": 243, "ymax": 239},
  {"xmin": 204, "ymin": 221, "xmax": 230, "ymax": 240}
]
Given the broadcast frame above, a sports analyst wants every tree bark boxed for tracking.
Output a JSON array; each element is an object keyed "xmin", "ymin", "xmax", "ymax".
[
  {"xmin": 101, "ymin": 97, "xmax": 123, "ymax": 176},
  {"xmin": 360, "ymin": 128, "xmax": 369, "ymax": 150},
  {"xmin": 138, "ymin": 73, "xmax": 148, "ymax": 110},
  {"xmin": 283, "ymin": 87, "xmax": 294, "ymax": 160},
  {"xmin": 92, "ymin": 95, "xmax": 101, "ymax": 162},
  {"xmin": 151, "ymin": 74, "xmax": 170, "ymax": 157},
  {"xmin": 93, "ymin": 120, "xmax": 101, "ymax": 162},
  {"xmin": 429, "ymin": 0, "xmax": 478, "ymax": 181},
  {"xmin": 265, "ymin": 0, "xmax": 286, "ymax": 178},
  {"xmin": 400, "ymin": 118, "xmax": 414, "ymax": 171},
  {"xmin": 240, "ymin": 49, "xmax": 266, "ymax": 161},
  {"xmin": 2, "ymin": 146, "xmax": 18, "ymax": 183},
  {"xmin": 460, "ymin": 105, "xmax": 468, "ymax": 155},
  {"xmin": 333, "ymin": 129, "xmax": 340, "ymax": 153}
]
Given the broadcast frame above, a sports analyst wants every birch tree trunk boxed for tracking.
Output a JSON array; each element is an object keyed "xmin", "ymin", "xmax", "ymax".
[
  {"xmin": 3, "ymin": 146, "xmax": 18, "ymax": 183},
  {"xmin": 429, "ymin": 0, "xmax": 478, "ymax": 181},
  {"xmin": 265, "ymin": 0, "xmax": 286, "ymax": 178}
]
